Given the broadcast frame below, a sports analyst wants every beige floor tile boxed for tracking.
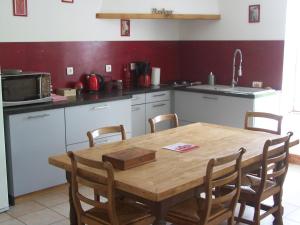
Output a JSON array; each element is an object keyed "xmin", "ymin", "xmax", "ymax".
[
  {"xmin": 286, "ymin": 208, "xmax": 300, "ymax": 223},
  {"xmin": 50, "ymin": 202, "xmax": 69, "ymax": 218},
  {"xmin": 6, "ymin": 201, "xmax": 45, "ymax": 218},
  {"xmin": 0, "ymin": 219, "xmax": 24, "ymax": 225},
  {"xmin": 33, "ymin": 193, "xmax": 68, "ymax": 208},
  {"xmin": 49, "ymin": 219, "xmax": 69, "ymax": 225},
  {"xmin": 17, "ymin": 209, "xmax": 64, "ymax": 225},
  {"xmin": 0, "ymin": 214, "xmax": 12, "ymax": 223}
]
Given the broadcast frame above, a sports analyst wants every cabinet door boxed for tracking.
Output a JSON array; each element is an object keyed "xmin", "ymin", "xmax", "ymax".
[
  {"xmin": 65, "ymin": 99, "xmax": 131, "ymax": 145},
  {"xmin": 174, "ymin": 91, "xmax": 253, "ymax": 128},
  {"xmin": 131, "ymin": 94, "xmax": 146, "ymax": 105},
  {"xmin": 8, "ymin": 109, "xmax": 66, "ymax": 197},
  {"xmin": 131, "ymin": 104, "xmax": 146, "ymax": 137},
  {"xmin": 146, "ymin": 101, "xmax": 171, "ymax": 133}
]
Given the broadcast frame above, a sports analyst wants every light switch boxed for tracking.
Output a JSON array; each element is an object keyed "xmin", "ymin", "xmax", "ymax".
[{"xmin": 66, "ymin": 67, "xmax": 74, "ymax": 76}]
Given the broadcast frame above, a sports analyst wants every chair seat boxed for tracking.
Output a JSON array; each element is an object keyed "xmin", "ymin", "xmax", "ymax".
[
  {"xmin": 167, "ymin": 198, "xmax": 229, "ymax": 225},
  {"xmin": 85, "ymin": 199, "xmax": 154, "ymax": 225}
]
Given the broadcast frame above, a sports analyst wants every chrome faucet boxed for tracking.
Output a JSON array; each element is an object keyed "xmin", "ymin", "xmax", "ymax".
[{"xmin": 232, "ymin": 49, "xmax": 243, "ymax": 87}]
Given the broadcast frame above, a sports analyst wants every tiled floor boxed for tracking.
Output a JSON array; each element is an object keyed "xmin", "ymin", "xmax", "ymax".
[{"xmin": 0, "ymin": 165, "xmax": 300, "ymax": 225}]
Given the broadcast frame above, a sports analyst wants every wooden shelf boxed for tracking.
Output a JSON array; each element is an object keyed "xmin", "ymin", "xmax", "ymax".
[{"xmin": 96, "ymin": 13, "xmax": 221, "ymax": 20}]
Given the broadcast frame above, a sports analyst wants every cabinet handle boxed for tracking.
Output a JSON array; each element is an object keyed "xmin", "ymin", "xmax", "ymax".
[
  {"xmin": 97, "ymin": 139, "xmax": 108, "ymax": 144},
  {"xmin": 203, "ymin": 96, "xmax": 218, "ymax": 100},
  {"xmin": 153, "ymin": 93, "xmax": 166, "ymax": 97},
  {"xmin": 27, "ymin": 114, "xmax": 50, "ymax": 119},
  {"xmin": 152, "ymin": 103, "xmax": 166, "ymax": 108},
  {"xmin": 91, "ymin": 105, "xmax": 109, "ymax": 111},
  {"xmin": 132, "ymin": 107, "xmax": 141, "ymax": 112}
]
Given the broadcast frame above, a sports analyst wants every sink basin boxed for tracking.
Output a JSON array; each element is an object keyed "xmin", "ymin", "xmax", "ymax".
[{"xmin": 186, "ymin": 85, "xmax": 273, "ymax": 95}]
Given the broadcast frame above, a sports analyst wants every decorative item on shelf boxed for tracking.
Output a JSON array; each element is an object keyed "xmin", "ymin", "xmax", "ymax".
[
  {"xmin": 249, "ymin": 5, "xmax": 260, "ymax": 23},
  {"xmin": 13, "ymin": 0, "xmax": 27, "ymax": 17},
  {"xmin": 152, "ymin": 8, "xmax": 173, "ymax": 16},
  {"xmin": 121, "ymin": 19, "xmax": 130, "ymax": 37},
  {"xmin": 62, "ymin": 0, "xmax": 74, "ymax": 3}
]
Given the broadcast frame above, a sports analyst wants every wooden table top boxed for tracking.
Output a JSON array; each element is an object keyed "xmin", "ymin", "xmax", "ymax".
[{"xmin": 49, "ymin": 123, "xmax": 278, "ymax": 202}]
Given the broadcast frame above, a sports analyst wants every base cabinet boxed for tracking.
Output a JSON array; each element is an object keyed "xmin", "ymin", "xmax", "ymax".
[
  {"xmin": 174, "ymin": 90, "xmax": 279, "ymax": 128},
  {"xmin": 6, "ymin": 109, "xmax": 66, "ymax": 197}
]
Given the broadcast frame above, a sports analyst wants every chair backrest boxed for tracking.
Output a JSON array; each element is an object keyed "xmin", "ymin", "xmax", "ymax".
[
  {"xmin": 68, "ymin": 151, "xmax": 119, "ymax": 225},
  {"xmin": 87, "ymin": 125, "xmax": 126, "ymax": 147},
  {"xmin": 258, "ymin": 132, "xmax": 293, "ymax": 196},
  {"xmin": 200, "ymin": 148, "xmax": 246, "ymax": 225},
  {"xmin": 244, "ymin": 112, "xmax": 283, "ymax": 135},
  {"xmin": 148, "ymin": 113, "xmax": 179, "ymax": 133}
]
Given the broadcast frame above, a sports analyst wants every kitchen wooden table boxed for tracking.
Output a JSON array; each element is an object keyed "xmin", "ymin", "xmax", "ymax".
[{"xmin": 49, "ymin": 122, "xmax": 283, "ymax": 225}]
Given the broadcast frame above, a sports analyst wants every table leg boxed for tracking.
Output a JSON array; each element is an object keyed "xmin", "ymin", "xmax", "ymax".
[
  {"xmin": 66, "ymin": 172, "xmax": 77, "ymax": 225},
  {"xmin": 152, "ymin": 202, "xmax": 167, "ymax": 225}
]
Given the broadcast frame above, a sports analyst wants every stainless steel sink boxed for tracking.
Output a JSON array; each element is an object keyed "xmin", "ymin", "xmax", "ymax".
[{"xmin": 186, "ymin": 85, "xmax": 274, "ymax": 95}]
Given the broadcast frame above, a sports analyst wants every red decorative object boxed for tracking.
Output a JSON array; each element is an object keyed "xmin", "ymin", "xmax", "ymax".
[
  {"xmin": 249, "ymin": 5, "xmax": 260, "ymax": 23},
  {"xmin": 62, "ymin": 0, "xmax": 74, "ymax": 3},
  {"xmin": 121, "ymin": 19, "xmax": 130, "ymax": 37},
  {"xmin": 13, "ymin": 0, "xmax": 27, "ymax": 17}
]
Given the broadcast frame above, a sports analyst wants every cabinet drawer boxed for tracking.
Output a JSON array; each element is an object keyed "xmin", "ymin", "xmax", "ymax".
[
  {"xmin": 146, "ymin": 101, "xmax": 171, "ymax": 133},
  {"xmin": 146, "ymin": 91, "xmax": 170, "ymax": 103},
  {"xmin": 66, "ymin": 134, "xmax": 130, "ymax": 151},
  {"xmin": 65, "ymin": 99, "xmax": 131, "ymax": 145},
  {"xmin": 131, "ymin": 94, "xmax": 146, "ymax": 105}
]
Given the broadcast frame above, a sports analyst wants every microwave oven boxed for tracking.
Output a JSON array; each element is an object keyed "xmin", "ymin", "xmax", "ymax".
[{"xmin": 1, "ymin": 72, "xmax": 52, "ymax": 107}]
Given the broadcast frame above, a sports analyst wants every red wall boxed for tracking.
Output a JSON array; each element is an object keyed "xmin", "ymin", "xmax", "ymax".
[
  {"xmin": 179, "ymin": 41, "xmax": 285, "ymax": 90},
  {"xmin": 0, "ymin": 40, "xmax": 284, "ymax": 90}
]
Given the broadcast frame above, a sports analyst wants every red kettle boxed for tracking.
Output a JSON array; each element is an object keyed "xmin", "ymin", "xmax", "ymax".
[{"xmin": 86, "ymin": 74, "xmax": 104, "ymax": 92}]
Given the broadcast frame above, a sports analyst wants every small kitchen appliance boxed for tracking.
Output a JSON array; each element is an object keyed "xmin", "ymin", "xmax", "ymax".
[
  {"xmin": 151, "ymin": 67, "xmax": 161, "ymax": 86},
  {"xmin": 130, "ymin": 61, "xmax": 151, "ymax": 87},
  {"xmin": 1, "ymin": 71, "xmax": 52, "ymax": 107},
  {"xmin": 85, "ymin": 73, "xmax": 104, "ymax": 92}
]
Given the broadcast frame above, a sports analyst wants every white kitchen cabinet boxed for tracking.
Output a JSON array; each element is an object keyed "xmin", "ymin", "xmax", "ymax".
[
  {"xmin": 131, "ymin": 104, "xmax": 146, "ymax": 137},
  {"xmin": 66, "ymin": 134, "xmax": 127, "ymax": 151},
  {"xmin": 65, "ymin": 99, "xmax": 131, "ymax": 147},
  {"xmin": 6, "ymin": 109, "xmax": 66, "ymax": 197},
  {"xmin": 146, "ymin": 91, "xmax": 170, "ymax": 103},
  {"xmin": 146, "ymin": 100, "xmax": 171, "ymax": 133},
  {"xmin": 174, "ymin": 90, "xmax": 279, "ymax": 128}
]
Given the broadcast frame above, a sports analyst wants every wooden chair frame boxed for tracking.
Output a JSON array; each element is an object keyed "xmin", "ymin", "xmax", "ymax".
[
  {"xmin": 244, "ymin": 112, "xmax": 283, "ymax": 135},
  {"xmin": 236, "ymin": 132, "xmax": 293, "ymax": 225},
  {"xmin": 167, "ymin": 148, "xmax": 246, "ymax": 225},
  {"xmin": 148, "ymin": 113, "xmax": 179, "ymax": 133},
  {"xmin": 87, "ymin": 125, "xmax": 126, "ymax": 147},
  {"xmin": 68, "ymin": 151, "xmax": 118, "ymax": 225}
]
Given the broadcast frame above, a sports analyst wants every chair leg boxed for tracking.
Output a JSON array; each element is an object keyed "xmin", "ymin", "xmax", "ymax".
[
  {"xmin": 228, "ymin": 216, "xmax": 235, "ymax": 225},
  {"xmin": 253, "ymin": 204, "xmax": 261, "ymax": 225},
  {"xmin": 272, "ymin": 193, "xmax": 284, "ymax": 225},
  {"xmin": 238, "ymin": 202, "xmax": 246, "ymax": 220}
]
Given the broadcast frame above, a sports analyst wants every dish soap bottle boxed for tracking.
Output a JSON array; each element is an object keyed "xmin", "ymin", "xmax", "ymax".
[{"xmin": 208, "ymin": 72, "xmax": 215, "ymax": 86}]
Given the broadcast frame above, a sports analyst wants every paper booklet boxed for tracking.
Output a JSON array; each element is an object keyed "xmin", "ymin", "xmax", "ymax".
[{"xmin": 162, "ymin": 143, "xmax": 198, "ymax": 153}]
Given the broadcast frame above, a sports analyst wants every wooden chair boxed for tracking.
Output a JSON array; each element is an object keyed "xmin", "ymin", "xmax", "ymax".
[
  {"xmin": 87, "ymin": 125, "xmax": 126, "ymax": 147},
  {"xmin": 148, "ymin": 113, "xmax": 179, "ymax": 133},
  {"xmin": 166, "ymin": 148, "xmax": 246, "ymax": 225},
  {"xmin": 67, "ymin": 151, "xmax": 154, "ymax": 225},
  {"xmin": 244, "ymin": 112, "xmax": 283, "ymax": 135},
  {"xmin": 232, "ymin": 132, "xmax": 293, "ymax": 225}
]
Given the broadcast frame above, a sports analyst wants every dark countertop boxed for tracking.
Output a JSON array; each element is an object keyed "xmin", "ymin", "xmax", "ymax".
[
  {"xmin": 174, "ymin": 86, "xmax": 277, "ymax": 99},
  {"xmin": 3, "ymin": 85, "xmax": 173, "ymax": 115},
  {"xmin": 3, "ymin": 84, "xmax": 277, "ymax": 115}
]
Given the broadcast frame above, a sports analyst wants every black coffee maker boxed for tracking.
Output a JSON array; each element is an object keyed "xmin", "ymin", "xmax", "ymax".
[{"xmin": 130, "ymin": 61, "xmax": 150, "ymax": 87}]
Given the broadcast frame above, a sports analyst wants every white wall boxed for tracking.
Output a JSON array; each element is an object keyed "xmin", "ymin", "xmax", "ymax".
[
  {"xmin": 0, "ymin": 0, "xmax": 182, "ymax": 42},
  {"xmin": 179, "ymin": 0, "xmax": 288, "ymax": 40}
]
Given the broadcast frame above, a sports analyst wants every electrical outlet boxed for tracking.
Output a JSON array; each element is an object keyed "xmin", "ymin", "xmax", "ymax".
[
  {"xmin": 105, "ymin": 65, "xmax": 112, "ymax": 73},
  {"xmin": 66, "ymin": 67, "xmax": 74, "ymax": 76}
]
